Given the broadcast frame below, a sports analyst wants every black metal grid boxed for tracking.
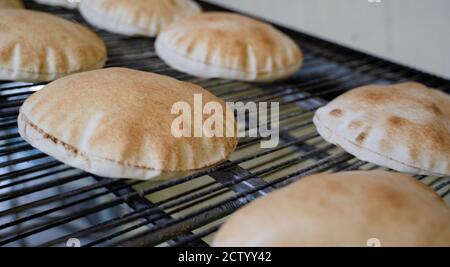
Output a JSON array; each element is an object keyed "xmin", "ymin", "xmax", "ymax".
[{"xmin": 0, "ymin": 1, "xmax": 449, "ymax": 247}]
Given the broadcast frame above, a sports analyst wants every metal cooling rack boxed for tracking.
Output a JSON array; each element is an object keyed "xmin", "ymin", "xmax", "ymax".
[{"xmin": 0, "ymin": 1, "xmax": 449, "ymax": 247}]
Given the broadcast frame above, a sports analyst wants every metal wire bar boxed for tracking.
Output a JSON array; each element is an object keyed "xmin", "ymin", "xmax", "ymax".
[
  {"xmin": 171, "ymin": 225, "xmax": 220, "ymax": 247},
  {"xmin": 0, "ymin": 167, "xmax": 72, "ymax": 191},
  {"xmin": 0, "ymin": 179, "xmax": 136, "ymax": 218},
  {"xmin": 0, "ymin": 173, "xmax": 89, "ymax": 203},
  {"xmin": 0, "ymin": 161, "xmax": 62, "ymax": 182},
  {"xmin": 0, "ymin": 153, "xmax": 48, "ymax": 168}
]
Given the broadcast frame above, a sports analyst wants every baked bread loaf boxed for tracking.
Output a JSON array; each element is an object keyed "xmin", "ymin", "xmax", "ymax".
[
  {"xmin": 0, "ymin": 9, "xmax": 106, "ymax": 82},
  {"xmin": 313, "ymin": 82, "xmax": 450, "ymax": 176},
  {"xmin": 18, "ymin": 68, "xmax": 237, "ymax": 180},
  {"xmin": 79, "ymin": 0, "xmax": 201, "ymax": 37},
  {"xmin": 214, "ymin": 171, "xmax": 450, "ymax": 247},
  {"xmin": 33, "ymin": 0, "xmax": 79, "ymax": 9},
  {"xmin": 0, "ymin": 0, "xmax": 23, "ymax": 8},
  {"xmin": 155, "ymin": 12, "xmax": 303, "ymax": 82}
]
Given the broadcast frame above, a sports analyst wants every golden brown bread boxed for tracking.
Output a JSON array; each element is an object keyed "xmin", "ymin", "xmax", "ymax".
[
  {"xmin": 214, "ymin": 171, "xmax": 450, "ymax": 247},
  {"xmin": 18, "ymin": 68, "xmax": 237, "ymax": 180},
  {"xmin": 0, "ymin": 9, "xmax": 106, "ymax": 82},
  {"xmin": 79, "ymin": 0, "xmax": 201, "ymax": 37},
  {"xmin": 0, "ymin": 0, "xmax": 23, "ymax": 8},
  {"xmin": 313, "ymin": 82, "xmax": 450, "ymax": 176},
  {"xmin": 155, "ymin": 12, "xmax": 303, "ymax": 82}
]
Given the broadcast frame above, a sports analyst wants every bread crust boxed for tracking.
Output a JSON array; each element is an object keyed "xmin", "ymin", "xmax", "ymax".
[
  {"xmin": 313, "ymin": 82, "xmax": 450, "ymax": 176},
  {"xmin": 155, "ymin": 12, "xmax": 303, "ymax": 82},
  {"xmin": 214, "ymin": 171, "xmax": 450, "ymax": 247},
  {"xmin": 0, "ymin": 9, "xmax": 106, "ymax": 82},
  {"xmin": 18, "ymin": 68, "xmax": 237, "ymax": 180},
  {"xmin": 79, "ymin": 0, "xmax": 202, "ymax": 37}
]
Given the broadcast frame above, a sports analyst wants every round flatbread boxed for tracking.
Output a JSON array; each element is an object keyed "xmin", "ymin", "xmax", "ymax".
[
  {"xmin": 18, "ymin": 68, "xmax": 237, "ymax": 180},
  {"xmin": 0, "ymin": 9, "xmax": 106, "ymax": 82},
  {"xmin": 33, "ymin": 0, "xmax": 79, "ymax": 9},
  {"xmin": 214, "ymin": 171, "xmax": 450, "ymax": 247},
  {"xmin": 155, "ymin": 12, "xmax": 303, "ymax": 82},
  {"xmin": 0, "ymin": 0, "xmax": 23, "ymax": 8},
  {"xmin": 79, "ymin": 0, "xmax": 202, "ymax": 37},
  {"xmin": 313, "ymin": 82, "xmax": 450, "ymax": 176}
]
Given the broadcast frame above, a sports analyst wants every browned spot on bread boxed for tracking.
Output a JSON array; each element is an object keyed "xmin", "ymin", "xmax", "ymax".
[
  {"xmin": 408, "ymin": 144, "xmax": 419, "ymax": 161},
  {"xmin": 364, "ymin": 182, "xmax": 408, "ymax": 222},
  {"xmin": 0, "ymin": 23, "xmax": 9, "ymax": 32},
  {"xmin": 348, "ymin": 120, "xmax": 362, "ymax": 130},
  {"xmin": 387, "ymin": 116, "xmax": 409, "ymax": 126},
  {"xmin": 62, "ymin": 143, "xmax": 79, "ymax": 155},
  {"xmin": 212, "ymin": 29, "xmax": 225, "ymax": 36},
  {"xmin": 185, "ymin": 41, "xmax": 196, "ymax": 55},
  {"xmin": 424, "ymin": 125, "xmax": 449, "ymax": 150},
  {"xmin": 355, "ymin": 131, "xmax": 368, "ymax": 144},
  {"xmin": 175, "ymin": 35, "xmax": 189, "ymax": 48},
  {"xmin": 424, "ymin": 102, "xmax": 442, "ymax": 116},
  {"xmin": 329, "ymin": 109, "xmax": 343, "ymax": 117},
  {"xmin": 203, "ymin": 14, "xmax": 221, "ymax": 22},
  {"xmin": 378, "ymin": 187, "xmax": 406, "ymax": 209},
  {"xmin": 43, "ymin": 132, "xmax": 58, "ymax": 144},
  {"xmin": 324, "ymin": 179, "xmax": 350, "ymax": 195},
  {"xmin": 362, "ymin": 88, "xmax": 390, "ymax": 103},
  {"xmin": 232, "ymin": 39, "xmax": 246, "ymax": 49}
]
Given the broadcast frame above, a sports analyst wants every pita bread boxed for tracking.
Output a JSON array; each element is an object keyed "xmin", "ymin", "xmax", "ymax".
[
  {"xmin": 32, "ymin": 0, "xmax": 79, "ymax": 9},
  {"xmin": 0, "ymin": 0, "xmax": 23, "ymax": 8},
  {"xmin": 313, "ymin": 82, "xmax": 450, "ymax": 176},
  {"xmin": 0, "ymin": 9, "xmax": 106, "ymax": 82},
  {"xmin": 79, "ymin": 0, "xmax": 201, "ymax": 37},
  {"xmin": 214, "ymin": 171, "xmax": 450, "ymax": 247},
  {"xmin": 155, "ymin": 12, "xmax": 303, "ymax": 82},
  {"xmin": 18, "ymin": 68, "xmax": 237, "ymax": 180}
]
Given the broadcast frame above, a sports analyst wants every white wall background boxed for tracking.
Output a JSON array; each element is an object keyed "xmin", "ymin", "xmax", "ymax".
[{"xmin": 204, "ymin": 0, "xmax": 450, "ymax": 79}]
